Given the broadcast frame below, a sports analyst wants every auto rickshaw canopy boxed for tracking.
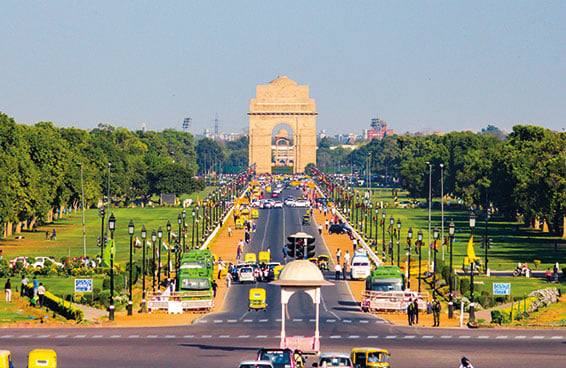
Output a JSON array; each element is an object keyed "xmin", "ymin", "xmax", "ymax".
[
  {"xmin": 28, "ymin": 349, "xmax": 57, "ymax": 368},
  {"xmin": 0, "ymin": 350, "xmax": 13, "ymax": 368},
  {"xmin": 351, "ymin": 347, "xmax": 390, "ymax": 367}
]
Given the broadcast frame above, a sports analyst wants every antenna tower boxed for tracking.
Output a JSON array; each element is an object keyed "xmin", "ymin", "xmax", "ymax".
[
  {"xmin": 182, "ymin": 117, "xmax": 192, "ymax": 132},
  {"xmin": 213, "ymin": 113, "xmax": 221, "ymax": 135}
]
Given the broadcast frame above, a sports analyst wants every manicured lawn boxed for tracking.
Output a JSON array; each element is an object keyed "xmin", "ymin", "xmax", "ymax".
[
  {"xmin": 0, "ymin": 187, "xmax": 217, "ymax": 265},
  {"xmin": 0, "ymin": 305, "xmax": 32, "ymax": 323},
  {"xmin": 0, "ymin": 277, "xmax": 105, "ymax": 298},
  {"xmin": 472, "ymin": 276, "xmax": 553, "ymax": 298},
  {"xmin": 341, "ymin": 187, "xmax": 566, "ymax": 271}
]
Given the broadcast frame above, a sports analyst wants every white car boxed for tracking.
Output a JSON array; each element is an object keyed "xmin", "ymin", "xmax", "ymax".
[
  {"xmin": 238, "ymin": 266, "xmax": 256, "ymax": 283},
  {"xmin": 273, "ymin": 201, "xmax": 283, "ymax": 208},
  {"xmin": 33, "ymin": 256, "xmax": 63, "ymax": 268},
  {"xmin": 284, "ymin": 198, "xmax": 295, "ymax": 206},
  {"xmin": 9, "ymin": 256, "xmax": 31, "ymax": 268},
  {"xmin": 316, "ymin": 353, "xmax": 354, "ymax": 368},
  {"xmin": 294, "ymin": 199, "xmax": 309, "ymax": 207},
  {"xmin": 350, "ymin": 255, "xmax": 372, "ymax": 280},
  {"xmin": 238, "ymin": 361, "xmax": 273, "ymax": 368}
]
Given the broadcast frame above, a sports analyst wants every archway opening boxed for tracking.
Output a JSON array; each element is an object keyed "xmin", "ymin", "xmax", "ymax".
[{"xmin": 271, "ymin": 124, "xmax": 294, "ymax": 174}]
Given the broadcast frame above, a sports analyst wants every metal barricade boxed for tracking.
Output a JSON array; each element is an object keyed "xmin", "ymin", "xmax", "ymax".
[{"xmin": 361, "ymin": 290, "xmax": 429, "ymax": 313}]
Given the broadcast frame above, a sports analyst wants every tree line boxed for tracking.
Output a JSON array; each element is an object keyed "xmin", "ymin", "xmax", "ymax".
[
  {"xmin": 317, "ymin": 125, "xmax": 566, "ymax": 235},
  {"xmin": 0, "ymin": 112, "xmax": 207, "ymax": 236}
]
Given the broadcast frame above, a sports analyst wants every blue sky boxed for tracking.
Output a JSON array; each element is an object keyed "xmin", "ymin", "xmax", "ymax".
[{"xmin": 1, "ymin": 1, "xmax": 564, "ymax": 135}]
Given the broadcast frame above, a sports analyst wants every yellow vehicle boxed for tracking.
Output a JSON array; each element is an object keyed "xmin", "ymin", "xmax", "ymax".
[
  {"xmin": 244, "ymin": 253, "xmax": 257, "ymax": 264},
  {"xmin": 28, "ymin": 349, "xmax": 57, "ymax": 368},
  {"xmin": 266, "ymin": 186, "xmax": 272, "ymax": 193},
  {"xmin": 248, "ymin": 288, "xmax": 267, "ymax": 311},
  {"xmin": 351, "ymin": 348, "xmax": 390, "ymax": 368},
  {"xmin": 317, "ymin": 255, "xmax": 330, "ymax": 271},
  {"xmin": 258, "ymin": 251, "xmax": 270, "ymax": 264},
  {"xmin": 273, "ymin": 265, "xmax": 284, "ymax": 280},
  {"xmin": 308, "ymin": 257, "xmax": 318, "ymax": 265},
  {"xmin": 251, "ymin": 209, "xmax": 259, "ymax": 219},
  {"xmin": 235, "ymin": 218, "xmax": 244, "ymax": 229},
  {"xmin": 0, "ymin": 350, "xmax": 13, "ymax": 368},
  {"xmin": 240, "ymin": 208, "xmax": 250, "ymax": 221},
  {"xmin": 302, "ymin": 214, "xmax": 310, "ymax": 225}
]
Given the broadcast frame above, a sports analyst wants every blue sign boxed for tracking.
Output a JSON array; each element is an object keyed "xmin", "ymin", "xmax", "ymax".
[
  {"xmin": 75, "ymin": 279, "xmax": 93, "ymax": 293},
  {"xmin": 493, "ymin": 282, "xmax": 511, "ymax": 295}
]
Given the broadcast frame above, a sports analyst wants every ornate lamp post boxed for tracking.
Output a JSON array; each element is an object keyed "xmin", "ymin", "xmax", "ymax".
[
  {"xmin": 127, "ymin": 219, "xmax": 134, "ymax": 316},
  {"xmin": 368, "ymin": 203, "xmax": 373, "ymax": 241},
  {"xmin": 166, "ymin": 220, "xmax": 171, "ymax": 280},
  {"xmin": 374, "ymin": 207, "xmax": 379, "ymax": 248},
  {"xmin": 469, "ymin": 211, "xmax": 476, "ymax": 322},
  {"xmin": 396, "ymin": 218, "xmax": 402, "ymax": 267},
  {"xmin": 151, "ymin": 230, "xmax": 157, "ymax": 292},
  {"xmin": 108, "ymin": 213, "xmax": 116, "ymax": 321},
  {"xmin": 389, "ymin": 215, "xmax": 395, "ymax": 263},
  {"xmin": 191, "ymin": 208, "xmax": 196, "ymax": 249},
  {"xmin": 418, "ymin": 229, "xmax": 423, "ymax": 292},
  {"xmin": 382, "ymin": 211, "xmax": 386, "ymax": 259},
  {"xmin": 157, "ymin": 227, "xmax": 163, "ymax": 287},
  {"xmin": 432, "ymin": 226, "xmax": 439, "ymax": 300},
  {"xmin": 181, "ymin": 209, "xmax": 187, "ymax": 252},
  {"xmin": 448, "ymin": 221, "xmax": 455, "ymax": 319},
  {"xmin": 406, "ymin": 227, "xmax": 413, "ymax": 290},
  {"xmin": 141, "ymin": 225, "xmax": 147, "ymax": 313}
]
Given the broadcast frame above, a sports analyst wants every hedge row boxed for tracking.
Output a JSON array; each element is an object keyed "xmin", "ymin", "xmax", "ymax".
[{"xmin": 24, "ymin": 284, "xmax": 85, "ymax": 322}]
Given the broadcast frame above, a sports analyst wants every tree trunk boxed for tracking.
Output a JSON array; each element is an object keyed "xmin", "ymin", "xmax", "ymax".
[
  {"xmin": 6, "ymin": 222, "xmax": 13, "ymax": 237},
  {"xmin": 29, "ymin": 217, "xmax": 37, "ymax": 230},
  {"xmin": 562, "ymin": 216, "xmax": 566, "ymax": 239},
  {"xmin": 15, "ymin": 222, "xmax": 21, "ymax": 234},
  {"xmin": 542, "ymin": 219, "xmax": 549, "ymax": 233}
]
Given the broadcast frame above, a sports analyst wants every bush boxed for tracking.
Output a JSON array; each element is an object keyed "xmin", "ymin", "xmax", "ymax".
[
  {"xmin": 97, "ymin": 290, "xmax": 111, "ymax": 307},
  {"xmin": 36, "ymin": 289, "xmax": 84, "ymax": 321},
  {"xmin": 491, "ymin": 309, "xmax": 503, "ymax": 324},
  {"xmin": 460, "ymin": 278, "xmax": 470, "ymax": 294},
  {"xmin": 533, "ymin": 259, "xmax": 541, "ymax": 269}
]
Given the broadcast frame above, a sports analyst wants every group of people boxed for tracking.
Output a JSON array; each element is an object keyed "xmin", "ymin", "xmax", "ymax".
[
  {"xmin": 333, "ymin": 248, "xmax": 351, "ymax": 281},
  {"xmin": 3, "ymin": 276, "xmax": 47, "ymax": 307},
  {"xmin": 545, "ymin": 262, "xmax": 561, "ymax": 283},
  {"xmin": 406, "ymin": 298, "xmax": 442, "ymax": 327}
]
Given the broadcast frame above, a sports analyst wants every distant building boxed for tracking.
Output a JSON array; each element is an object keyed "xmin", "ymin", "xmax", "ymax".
[{"xmin": 366, "ymin": 118, "xmax": 390, "ymax": 140}]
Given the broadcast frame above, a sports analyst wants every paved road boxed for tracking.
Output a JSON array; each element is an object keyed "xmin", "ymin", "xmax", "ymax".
[{"xmin": 2, "ymin": 188, "xmax": 565, "ymax": 367}]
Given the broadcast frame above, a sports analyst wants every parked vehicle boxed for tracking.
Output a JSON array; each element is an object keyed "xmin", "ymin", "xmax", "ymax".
[
  {"xmin": 314, "ymin": 353, "xmax": 354, "ymax": 368},
  {"xmin": 238, "ymin": 361, "xmax": 273, "ymax": 368},
  {"xmin": 328, "ymin": 224, "xmax": 352, "ymax": 237},
  {"xmin": 33, "ymin": 257, "xmax": 63, "ymax": 268},
  {"xmin": 9, "ymin": 256, "xmax": 31, "ymax": 268},
  {"xmin": 350, "ymin": 347, "xmax": 390, "ymax": 367},
  {"xmin": 28, "ymin": 349, "xmax": 57, "ymax": 368}
]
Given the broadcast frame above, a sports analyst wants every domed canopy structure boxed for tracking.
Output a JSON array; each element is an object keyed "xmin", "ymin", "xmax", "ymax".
[
  {"xmin": 275, "ymin": 129, "xmax": 289, "ymax": 139},
  {"xmin": 271, "ymin": 260, "xmax": 334, "ymax": 287}
]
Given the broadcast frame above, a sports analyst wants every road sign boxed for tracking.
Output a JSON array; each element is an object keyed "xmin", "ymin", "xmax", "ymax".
[
  {"xmin": 493, "ymin": 282, "xmax": 511, "ymax": 295},
  {"xmin": 75, "ymin": 279, "xmax": 93, "ymax": 293}
]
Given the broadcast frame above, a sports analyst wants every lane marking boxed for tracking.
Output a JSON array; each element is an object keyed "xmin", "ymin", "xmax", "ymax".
[
  {"xmin": 219, "ymin": 335, "xmax": 230, "ymax": 338},
  {"xmin": 385, "ymin": 335, "xmax": 397, "ymax": 339},
  {"xmin": 551, "ymin": 336, "xmax": 563, "ymax": 340},
  {"xmin": 496, "ymin": 336, "xmax": 508, "ymax": 339},
  {"xmin": 309, "ymin": 319, "xmax": 316, "ymax": 322},
  {"xmin": 244, "ymin": 319, "xmax": 253, "ymax": 323},
  {"xmin": 404, "ymin": 335, "xmax": 415, "ymax": 339},
  {"xmin": 515, "ymin": 336, "xmax": 526, "ymax": 339},
  {"xmin": 292, "ymin": 318, "xmax": 303, "ymax": 322},
  {"xmin": 129, "ymin": 335, "xmax": 140, "ymax": 339},
  {"xmin": 73, "ymin": 335, "xmax": 86, "ymax": 339},
  {"xmin": 441, "ymin": 335, "xmax": 452, "ymax": 339},
  {"xmin": 213, "ymin": 320, "xmax": 223, "ymax": 323},
  {"xmin": 259, "ymin": 319, "xmax": 268, "ymax": 323},
  {"xmin": 348, "ymin": 335, "xmax": 359, "ymax": 339},
  {"xmin": 228, "ymin": 319, "xmax": 237, "ymax": 323},
  {"xmin": 343, "ymin": 319, "xmax": 352, "ymax": 323},
  {"xmin": 478, "ymin": 336, "xmax": 489, "ymax": 339},
  {"xmin": 201, "ymin": 335, "xmax": 212, "ymax": 338},
  {"xmin": 326, "ymin": 319, "xmax": 336, "ymax": 323},
  {"xmin": 55, "ymin": 335, "xmax": 68, "ymax": 339},
  {"xmin": 359, "ymin": 320, "xmax": 369, "ymax": 324},
  {"xmin": 110, "ymin": 335, "xmax": 121, "ymax": 338},
  {"xmin": 276, "ymin": 319, "xmax": 282, "ymax": 322},
  {"xmin": 183, "ymin": 335, "xmax": 194, "ymax": 338},
  {"xmin": 238, "ymin": 335, "xmax": 250, "ymax": 338},
  {"xmin": 147, "ymin": 335, "xmax": 158, "ymax": 338},
  {"xmin": 19, "ymin": 335, "xmax": 31, "ymax": 339},
  {"xmin": 165, "ymin": 335, "xmax": 176, "ymax": 339},
  {"xmin": 37, "ymin": 335, "xmax": 49, "ymax": 339},
  {"xmin": 92, "ymin": 335, "xmax": 103, "ymax": 338},
  {"xmin": 422, "ymin": 336, "xmax": 433, "ymax": 339},
  {"xmin": 459, "ymin": 336, "xmax": 471, "ymax": 339},
  {"xmin": 368, "ymin": 335, "xmax": 378, "ymax": 339},
  {"xmin": 330, "ymin": 335, "xmax": 341, "ymax": 339},
  {"xmin": 256, "ymin": 335, "xmax": 267, "ymax": 338},
  {"xmin": 533, "ymin": 336, "xmax": 544, "ymax": 339},
  {"xmin": 0, "ymin": 335, "xmax": 13, "ymax": 339}
]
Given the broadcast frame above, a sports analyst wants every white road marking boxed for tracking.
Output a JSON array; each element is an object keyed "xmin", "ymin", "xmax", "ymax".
[
  {"xmin": 343, "ymin": 319, "xmax": 352, "ymax": 323},
  {"xmin": 0, "ymin": 335, "xmax": 13, "ymax": 339},
  {"xmin": 55, "ymin": 335, "xmax": 68, "ymax": 339},
  {"xmin": 385, "ymin": 336, "xmax": 397, "ymax": 339},
  {"xmin": 276, "ymin": 319, "xmax": 282, "ymax": 322},
  {"xmin": 496, "ymin": 336, "xmax": 508, "ymax": 339},
  {"xmin": 533, "ymin": 336, "xmax": 544, "ymax": 339},
  {"xmin": 256, "ymin": 335, "xmax": 267, "ymax": 338},
  {"xmin": 244, "ymin": 319, "xmax": 253, "ymax": 323},
  {"xmin": 330, "ymin": 335, "xmax": 341, "ymax": 339},
  {"xmin": 422, "ymin": 336, "xmax": 433, "ymax": 339},
  {"xmin": 19, "ymin": 335, "xmax": 31, "ymax": 338},
  {"xmin": 73, "ymin": 335, "xmax": 86, "ymax": 339},
  {"xmin": 368, "ymin": 335, "xmax": 378, "ymax": 339},
  {"xmin": 110, "ymin": 335, "xmax": 121, "ymax": 338},
  {"xmin": 129, "ymin": 335, "xmax": 140, "ymax": 338},
  {"xmin": 92, "ymin": 335, "xmax": 103, "ymax": 338},
  {"xmin": 198, "ymin": 320, "xmax": 208, "ymax": 323},
  {"xmin": 515, "ymin": 336, "xmax": 526, "ymax": 339},
  {"xmin": 326, "ymin": 319, "xmax": 336, "ymax": 323},
  {"xmin": 441, "ymin": 335, "xmax": 452, "ymax": 339},
  {"xmin": 227, "ymin": 319, "xmax": 237, "ymax": 323},
  {"xmin": 375, "ymin": 320, "xmax": 386, "ymax": 324},
  {"xmin": 459, "ymin": 336, "xmax": 471, "ymax": 339},
  {"xmin": 213, "ymin": 320, "xmax": 223, "ymax": 323},
  {"xmin": 147, "ymin": 335, "xmax": 158, "ymax": 338},
  {"xmin": 183, "ymin": 335, "xmax": 194, "ymax": 338},
  {"xmin": 404, "ymin": 335, "xmax": 415, "ymax": 339},
  {"xmin": 309, "ymin": 319, "xmax": 316, "ymax": 322},
  {"xmin": 238, "ymin": 335, "xmax": 250, "ymax": 338},
  {"xmin": 551, "ymin": 336, "xmax": 563, "ymax": 340},
  {"xmin": 478, "ymin": 336, "xmax": 489, "ymax": 339},
  {"xmin": 219, "ymin": 335, "xmax": 230, "ymax": 338},
  {"xmin": 359, "ymin": 320, "xmax": 369, "ymax": 324},
  {"xmin": 37, "ymin": 335, "xmax": 49, "ymax": 339},
  {"xmin": 165, "ymin": 335, "xmax": 176, "ymax": 339},
  {"xmin": 259, "ymin": 319, "xmax": 268, "ymax": 323},
  {"xmin": 292, "ymin": 318, "xmax": 303, "ymax": 322},
  {"xmin": 348, "ymin": 335, "xmax": 360, "ymax": 339},
  {"xmin": 201, "ymin": 335, "xmax": 212, "ymax": 338}
]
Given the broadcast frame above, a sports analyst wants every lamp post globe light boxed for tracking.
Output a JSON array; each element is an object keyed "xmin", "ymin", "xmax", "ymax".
[
  {"xmin": 389, "ymin": 215, "xmax": 395, "ymax": 263},
  {"xmin": 157, "ymin": 227, "xmax": 163, "ymax": 287},
  {"xmin": 432, "ymin": 226, "xmax": 439, "ymax": 300},
  {"xmin": 166, "ymin": 220, "xmax": 171, "ymax": 280},
  {"xmin": 127, "ymin": 219, "xmax": 134, "ymax": 316},
  {"xmin": 382, "ymin": 211, "xmax": 386, "ymax": 259},
  {"xmin": 108, "ymin": 213, "xmax": 116, "ymax": 321},
  {"xmin": 418, "ymin": 229, "xmax": 423, "ymax": 292},
  {"xmin": 469, "ymin": 211, "xmax": 476, "ymax": 322},
  {"xmin": 192, "ymin": 208, "xmax": 196, "ymax": 249},
  {"xmin": 396, "ymin": 218, "xmax": 401, "ymax": 267},
  {"xmin": 448, "ymin": 221, "xmax": 455, "ymax": 318},
  {"xmin": 406, "ymin": 227, "xmax": 413, "ymax": 290},
  {"xmin": 141, "ymin": 225, "xmax": 147, "ymax": 313},
  {"xmin": 182, "ymin": 209, "xmax": 187, "ymax": 252},
  {"xmin": 151, "ymin": 230, "xmax": 157, "ymax": 293}
]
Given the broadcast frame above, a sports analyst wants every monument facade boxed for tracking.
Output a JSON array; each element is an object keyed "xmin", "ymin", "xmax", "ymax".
[{"xmin": 248, "ymin": 76, "xmax": 317, "ymax": 173}]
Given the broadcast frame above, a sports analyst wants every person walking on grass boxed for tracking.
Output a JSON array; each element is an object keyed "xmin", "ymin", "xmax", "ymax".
[
  {"xmin": 4, "ymin": 279, "xmax": 11, "ymax": 303},
  {"xmin": 37, "ymin": 283, "xmax": 46, "ymax": 307},
  {"xmin": 21, "ymin": 275, "xmax": 29, "ymax": 297}
]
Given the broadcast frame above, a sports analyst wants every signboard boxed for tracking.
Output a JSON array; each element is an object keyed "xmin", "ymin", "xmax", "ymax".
[
  {"xmin": 493, "ymin": 282, "xmax": 511, "ymax": 295},
  {"xmin": 74, "ymin": 279, "xmax": 93, "ymax": 293}
]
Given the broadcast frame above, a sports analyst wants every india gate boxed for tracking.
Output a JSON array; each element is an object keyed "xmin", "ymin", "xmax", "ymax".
[{"xmin": 248, "ymin": 76, "xmax": 317, "ymax": 174}]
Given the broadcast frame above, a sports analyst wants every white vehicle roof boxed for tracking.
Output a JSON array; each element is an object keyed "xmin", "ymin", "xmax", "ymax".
[
  {"xmin": 239, "ymin": 360, "xmax": 273, "ymax": 367},
  {"xmin": 319, "ymin": 353, "xmax": 351, "ymax": 359}
]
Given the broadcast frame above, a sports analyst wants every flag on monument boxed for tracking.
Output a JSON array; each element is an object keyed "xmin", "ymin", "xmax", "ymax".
[
  {"xmin": 467, "ymin": 235, "xmax": 479, "ymax": 263},
  {"xmin": 134, "ymin": 237, "xmax": 142, "ymax": 249},
  {"xmin": 102, "ymin": 239, "xmax": 116, "ymax": 267}
]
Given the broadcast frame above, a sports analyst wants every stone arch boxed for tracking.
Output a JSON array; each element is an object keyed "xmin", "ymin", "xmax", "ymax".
[{"xmin": 248, "ymin": 76, "xmax": 317, "ymax": 174}]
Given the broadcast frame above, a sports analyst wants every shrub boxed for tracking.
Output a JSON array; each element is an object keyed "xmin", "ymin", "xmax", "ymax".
[
  {"xmin": 533, "ymin": 260, "xmax": 541, "ymax": 269},
  {"xmin": 25, "ymin": 286, "xmax": 85, "ymax": 321},
  {"xmin": 491, "ymin": 309, "xmax": 503, "ymax": 324},
  {"xmin": 460, "ymin": 278, "xmax": 470, "ymax": 294}
]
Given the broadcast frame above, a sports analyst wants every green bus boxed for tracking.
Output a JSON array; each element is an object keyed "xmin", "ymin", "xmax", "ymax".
[{"xmin": 365, "ymin": 265, "xmax": 405, "ymax": 292}]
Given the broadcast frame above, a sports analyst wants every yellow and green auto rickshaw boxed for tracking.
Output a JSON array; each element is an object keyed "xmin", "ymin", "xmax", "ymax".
[
  {"xmin": 317, "ymin": 255, "xmax": 330, "ymax": 271},
  {"xmin": 248, "ymin": 288, "xmax": 267, "ymax": 311},
  {"xmin": 258, "ymin": 251, "xmax": 270, "ymax": 264},
  {"xmin": 251, "ymin": 208, "xmax": 259, "ymax": 219},
  {"xmin": 351, "ymin": 348, "xmax": 390, "ymax": 368},
  {"xmin": 0, "ymin": 350, "xmax": 13, "ymax": 368},
  {"xmin": 308, "ymin": 257, "xmax": 318, "ymax": 265},
  {"xmin": 28, "ymin": 349, "xmax": 57, "ymax": 368},
  {"xmin": 272, "ymin": 265, "xmax": 284, "ymax": 280},
  {"xmin": 302, "ymin": 214, "xmax": 310, "ymax": 225},
  {"xmin": 244, "ymin": 253, "xmax": 257, "ymax": 264}
]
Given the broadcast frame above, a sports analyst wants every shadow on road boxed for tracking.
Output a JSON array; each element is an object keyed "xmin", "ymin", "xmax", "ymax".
[
  {"xmin": 338, "ymin": 301, "xmax": 359, "ymax": 307},
  {"xmin": 180, "ymin": 343, "xmax": 258, "ymax": 352}
]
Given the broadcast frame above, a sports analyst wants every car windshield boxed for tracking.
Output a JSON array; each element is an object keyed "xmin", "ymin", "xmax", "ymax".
[
  {"xmin": 180, "ymin": 278, "xmax": 210, "ymax": 290},
  {"xmin": 320, "ymin": 357, "xmax": 352, "ymax": 366},
  {"xmin": 371, "ymin": 278, "xmax": 403, "ymax": 291},
  {"xmin": 180, "ymin": 261, "xmax": 205, "ymax": 270},
  {"xmin": 353, "ymin": 262, "xmax": 368, "ymax": 267},
  {"xmin": 368, "ymin": 352, "xmax": 388, "ymax": 363},
  {"xmin": 241, "ymin": 268, "xmax": 253, "ymax": 273},
  {"xmin": 240, "ymin": 365, "xmax": 271, "ymax": 368},
  {"xmin": 260, "ymin": 352, "xmax": 290, "ymax": 364}
]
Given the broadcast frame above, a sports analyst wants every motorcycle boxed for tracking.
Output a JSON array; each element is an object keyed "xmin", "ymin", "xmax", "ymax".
[{"xmin": 512, "ymin": 267, "xmax": 531, "ymax": 277}]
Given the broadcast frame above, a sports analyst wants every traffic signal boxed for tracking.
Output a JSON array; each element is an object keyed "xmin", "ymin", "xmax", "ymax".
[
  {"xmin": 99, "ymin": 207, "xmax": 105, "ymax": 218},
  {"xmin": 286, "ymin": 237, "xmax": 296, "ymax": 258},
  {"xmin": 488, "ymin": 238, "xmax": 493, "ymax": 249},
  {"xmin": 304, "ymin": 237, "xmax": 316, "ymax": 258}
]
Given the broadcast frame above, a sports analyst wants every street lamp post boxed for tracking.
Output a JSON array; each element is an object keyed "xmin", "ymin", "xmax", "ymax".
[
  {"xmin": 369, "ymin": 203, "xmax": 373, "ymax": 241},
  {"xmin": 374, "ymin": 207, "xmax": 379, "ymax": 249},
  {"xmin": 191, "ymin": 208, "xmax": 196, "ymax": 249},
  {"xmin": 469, "ymin": 211, "xmax": 476, "ymax": 322},
  {"xmin": 426, "ymin": 161, "xmax": 432, "ymax": 270},
  {"xmin": 418, "ymin": 229, "xmax": 423, "ymax": 292},
  {"xmin": 396, "ymin": 219, "xmax": 401, "ymax": 267},
  {"xmin": 448, "ymin": 221, "xmax": 455, "ymax": 319},
  {"xmin": 407, "ymin": 228, "xmax": 413, "ymax": 290},
  {"xmin": 484, "ymin": 206, "xmax": 490, "ymax": 275},
  {"xmin": 127, "ymin": 219, "xmax": 134, "ymax": 316},
  {"xmin": 440, "ymin": 163, "xmax": 445, "ymax": 261},
  {"xmin": 166, "ymin": 220, "xmax": 171, "ymax": 280},
  {"xmin": 389, "ymin": 215, "xmax": 394, "ymax": 263},
  {"xmin": 141, "ymin": 225, "xmax": 147, "ymax": 313},
  {"xmin": 108, "ymin": 213, "xmax": 116, "ymax": 321},
  {"xmin": 157, "ymin": 227, "xmax": 163, "ymax": 288},
  {"xmin": 182, "ymin": 209, "xmax": 186, "ymax": 252},
  {"xmin": 438, "ymin": 227, "xmax": 439, "ymax": 299},
  {"xmin": 382, "ymin": 212, "xmax": 386, "ymax": 260},
  {"xmin": 151, "ymin": 230, "xmax": 157, "ymax": 292}
]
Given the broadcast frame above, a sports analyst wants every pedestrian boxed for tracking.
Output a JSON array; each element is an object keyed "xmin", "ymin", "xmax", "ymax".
[
  {"xmin": 227, "ymin": 226, "xmax": 232, "ymax": 237},
  {"xmin": 432, "ymin": 298, "xmax": 441, "ymax": 327},
  {"xmin": 32, "ymin": 277, "xmax": 39, "ymax": 298},
  {"xmin": 246, "ymin": 221, "xmax": 251, "ymax": 232},
  {"xmin": 318, "ymin": 224, "xmax": 323, "ymax": 235},
  {"xmin": 225, "ymin": 272, "xmax": 232, "ymax": 288},
  {"xmin": 45, "ymin": 231, "xmax": 49, "ymax": 240},
  {"xmin": 21, "ymin": 275, "xmax": 29, "ymax": 297},
  {"xmin": 217, "ymin": 262, "xmax": 224, "ymax": 279},
  {"xmin": 352, "ymin": 237, "xmax": 358, "ymax": 251},
  {"xmin": 37, "ymin": 283, "xmax": 46, "ymax": 307},
  {"xmin": 245, "ymin": 230, "xmax": 250, "ymax": 243},
  {"xmin": 459, "ymin": 357, "xmax": 474, "ymax": 368},
  {"xmin": 252, "ymin": 222, "xmax": 256, "ymax": 233},
  {"xmin": 342, "ymin": 262, "xmax": 348, "ymax": 280},
  {"xmin": 335, "ymin": 263, "xmax": 341, "ymax": 281},
  {"xmin": 344, "ymin": 251, "xmax": 350, "ymax": 265},
  {"xmin": 407, "ymin": 299, "xmax": 414, "ymax": 325},
  {"xmin": 4, "ymin": 279, "xmax": 11, "ymax": 303},
  {"xmin": 413, "ymin": 299, "xmax": 419, "ymax": 324},
  {"xmin": 325, "ymin": 219, "xmax": 329, "ymax": 230},
  {"xmin": 546, "ymin": 268, "xmax": 552, "ymax": 283},
  {"xmin": 336, "ymin": 248, "xmax": 341, "ymax": 264},
  {"xmin": 51, "ymin": 229, "xmax": 56, "ymax": 241},
  {"xmin": 211, "ymin": 280, "xmax": 218, "ymax": 298}
]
